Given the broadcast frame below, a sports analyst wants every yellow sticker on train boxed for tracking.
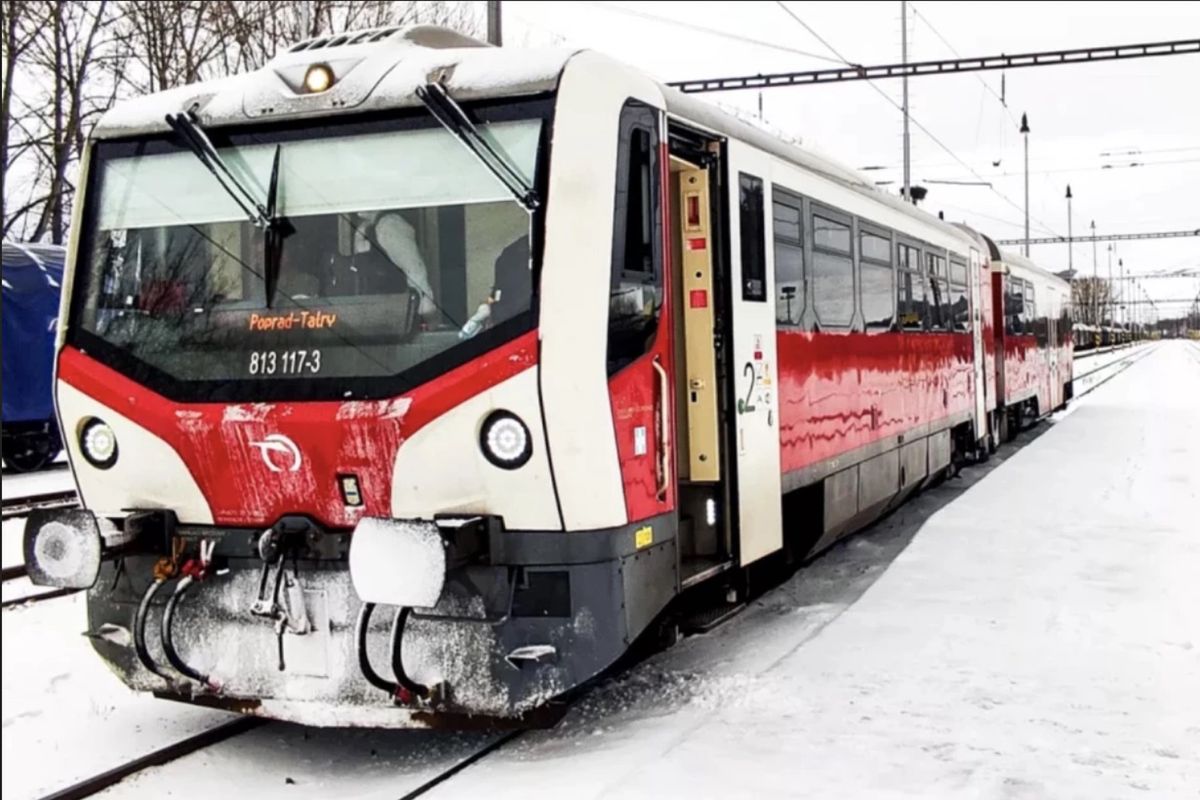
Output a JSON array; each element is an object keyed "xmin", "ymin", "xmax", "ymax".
[{"xmin": 635, "ymin": 526, "xmax": 653, "ymax": 549}]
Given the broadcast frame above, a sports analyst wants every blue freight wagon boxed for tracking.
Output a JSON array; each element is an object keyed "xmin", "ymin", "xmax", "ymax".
[{"xmin": 2, "ymin": 241, "xmax": 65, "ymax": 472}]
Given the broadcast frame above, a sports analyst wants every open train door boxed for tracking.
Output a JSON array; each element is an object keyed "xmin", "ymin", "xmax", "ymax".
[{"xmin": 668, "ymin": 123, "xmax": 782, "ymax": 592}]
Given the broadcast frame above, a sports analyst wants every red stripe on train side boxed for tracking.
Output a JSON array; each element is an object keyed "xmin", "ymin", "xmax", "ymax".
[
  {"xmin": 57, "ymin": 331, "xmax": 539, "ymax": 528},
  {"xmin": 776, "ymin": 329, "xmax": 975, "ymax": 475}
]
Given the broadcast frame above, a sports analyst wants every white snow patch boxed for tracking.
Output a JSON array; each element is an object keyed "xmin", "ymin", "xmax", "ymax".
[
  {"xmin": 348, "ymin": 518, "xmax": 445, "ymax": 608},
  {"xmin": 335, "ymin": 397, "xmax": 412, "ymax": 421},
  {"xmin": 222, "ymin": 403, "xmax": 276, "ymax": 423}
]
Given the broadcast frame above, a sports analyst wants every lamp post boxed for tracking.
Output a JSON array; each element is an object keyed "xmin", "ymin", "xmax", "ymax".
[
  {"xmin": 1118, "ymin": 258, "xmax": 1124, "ymax": 329},
  {"xmin": 1065, "ymin": 185, "xmax": 1073, "ymax": 275},
  {"xmin": 901, "ymin": 1, "xmax": 911, "ymax": 204},
  {"xmin": 1091, "ymin": 220, "xmax": 1098, "ymax": 325},
  {"xmin": 1107, "ymin": 243, "xmax": 1113, "ymax": 326},
  {"xmin": 1021, "ymin": 113, "xmax": 1030, "ymax": 257}
]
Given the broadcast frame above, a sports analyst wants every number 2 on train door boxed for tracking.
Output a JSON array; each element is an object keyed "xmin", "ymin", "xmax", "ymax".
[{"xmin": 739, "ymin": 361, "xmax": 757, "ymax": 414}]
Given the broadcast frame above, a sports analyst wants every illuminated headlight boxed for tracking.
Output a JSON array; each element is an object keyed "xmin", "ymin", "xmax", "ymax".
[
  {"xmin": 80, "ymin": 417, "xmax": 118, "ymax": 469},
  {"xmin": 303, "ymin": 63, "xmax": 334, "ymax": 93},
  {"xmin": 480, "ymin": 411, "xmax": 532, "ymax": 469}
]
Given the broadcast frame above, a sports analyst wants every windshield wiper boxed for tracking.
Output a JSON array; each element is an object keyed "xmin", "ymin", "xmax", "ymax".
[
  {"xmin": 165, "ymin": 110, "xmax": 273, "ymax": 228},
  {"xmin": 264, "ymin": 145, "xmax": 294, "ymax": 306},
  {"xmin": 415, "ymin": 82, "xmax": 539, "ymax": 211}
]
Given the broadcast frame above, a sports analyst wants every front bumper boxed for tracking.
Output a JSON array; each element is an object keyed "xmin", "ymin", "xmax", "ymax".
[{"xmin": 28, "ymin": 509, "xmax": 678, "ymax": 726}]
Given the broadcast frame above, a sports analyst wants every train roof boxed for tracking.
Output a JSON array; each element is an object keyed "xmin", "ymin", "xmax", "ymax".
[
  {"xmin": 993, "ymin": 246, "xmax": 1071, "ymax": 291},
  {"xmin": 91, "ymin": 26, "xmax": 988, "ymax": 253}
]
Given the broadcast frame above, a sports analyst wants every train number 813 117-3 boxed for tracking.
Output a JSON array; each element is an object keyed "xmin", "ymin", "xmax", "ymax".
[{"xmin": 248, "ymin": 349, "xmax": 322, "ymax": 376}]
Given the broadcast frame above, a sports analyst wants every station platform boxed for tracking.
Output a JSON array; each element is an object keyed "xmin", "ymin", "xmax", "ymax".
[{"xmin": 434, "ymin": 340, "xmax": 1200, "ymax": 799}]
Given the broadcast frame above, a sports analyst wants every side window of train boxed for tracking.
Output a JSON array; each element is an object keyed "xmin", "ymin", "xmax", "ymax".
[
  {"xmin": 1026, "ymin": 281, "xmax": 1044, "ymax": 343},
  {"xmin": 606, "ymin": 100, "xmax": 663, "ymax": 376},
  {"xmin": 859, "ymin": 225, "xmax": 894, "ymax": 331},
  {"xmin": 949, "ymin": 257, "xmax": 970, "ymax": 332},
  {"xmin": 810, "ymin": 207, "xmax": 854, "ymax": 328},
  {"xmin": 739, "ymin": 174, "xmax": 767, "ymax": 302},
  {"xmin": 896, "ymin": 242, "xmax": 924, "ymax": 331},
  {"xmin": 772, "ymin": 194, "xmax": 804, "ymax": 325},
  {"xmin": 925, "ymin": 252, "xmax": 949, "ymax": 331},
  {"xmin": 1004, "ymin": 275, "xmax": 1024, "ymax": 335}
]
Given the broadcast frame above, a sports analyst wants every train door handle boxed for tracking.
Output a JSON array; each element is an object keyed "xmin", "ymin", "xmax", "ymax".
[{"xmin": 652, "ymin": 356, "xmax": 671, "ymax": 501}]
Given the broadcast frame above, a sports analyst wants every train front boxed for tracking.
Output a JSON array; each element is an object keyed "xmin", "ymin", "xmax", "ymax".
[{"xmin": 23, "ymin": 33, "xmax": 643, "ymax": 727}]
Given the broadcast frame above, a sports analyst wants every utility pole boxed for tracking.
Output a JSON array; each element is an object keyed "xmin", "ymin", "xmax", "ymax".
[
  {"xmin": 1118, "ymin": 258, "xmax": 1124, "ymax": 328},
  {"xmin": 1091, "ymin": 220, "xmax": 1098, "ymax": 325},
  {"xmin": 901, "ymin": 1, "xmax": 911, "ymax": 203},
  {"xmin": 487, "ymin": 0, "xmax": 502, "ymax": 46},
  {"xmin": 1107, "ymin": 243, "xmax": 1113, "ymax": 326},
  {"xmin": 1020, "ymin": 113, "xmax": 1030, "ymax": 257},
  {"xmin": 1065, "ymin": 185, "xmax": 1073, "ymax": 275}
]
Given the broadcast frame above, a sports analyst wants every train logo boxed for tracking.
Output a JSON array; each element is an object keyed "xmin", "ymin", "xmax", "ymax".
[{"xmin": 249, "ymin": 434, "xmax": 302, "ymax": 473}]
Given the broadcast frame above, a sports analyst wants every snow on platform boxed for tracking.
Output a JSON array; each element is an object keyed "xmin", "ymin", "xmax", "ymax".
[
  {"xmin": 432, "ymin": 340, "xmax": 1199, "ymax": 799},
  {"xmin": 3, "ymin": 343, "xmax": 1195, "ymax": 799}
]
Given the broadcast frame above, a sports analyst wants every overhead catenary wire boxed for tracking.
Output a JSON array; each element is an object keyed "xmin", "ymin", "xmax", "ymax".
[
  {"xmin": 580, "ymin": 1, "xmax": 850, "ymax": 66},
  {"xmin": 771, "ymin": 1, "xmax": 1068, "ymax": 242},
  {"xmin": 909, "ymin": 3, "xmax": 1020, "ymax": 129}
]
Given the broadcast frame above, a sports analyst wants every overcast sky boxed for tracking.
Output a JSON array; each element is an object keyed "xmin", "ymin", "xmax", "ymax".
[{"xmin": 506, "ymin": 0, "xmax": 1200, "ymax": 320}]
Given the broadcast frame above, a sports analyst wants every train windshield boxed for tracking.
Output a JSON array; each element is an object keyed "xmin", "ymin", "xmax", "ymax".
[{"xmin": 73, "ymin": 111, "xmax": 543, "ymax": 400}]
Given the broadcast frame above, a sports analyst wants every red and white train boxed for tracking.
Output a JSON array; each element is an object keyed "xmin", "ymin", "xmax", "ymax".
[{"xmin": 26, "ymin": 26, "xmax": 1071, "ymax": 726}]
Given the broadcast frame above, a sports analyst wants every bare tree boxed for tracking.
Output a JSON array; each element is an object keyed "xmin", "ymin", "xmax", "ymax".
[
  {"xmin": 115, "ymin": 1, "xmax": 229, "ymax": 93},
  {"xmin": 3, "ymin": 0, "xmax": 480, "ymax": 243},
  {"xmin": 5, "ymin": 1, "xmax": 122, "ymax": 243},
  {"xmin": 1072, "ymin": 277, "xmax": 1112, "ymax": 326},
  {"xmin": 1, "ymin": 1, "xmax": 42, "ymax": 234}
]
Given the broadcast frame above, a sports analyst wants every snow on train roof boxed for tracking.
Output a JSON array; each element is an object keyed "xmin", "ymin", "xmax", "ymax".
[
  {"xmin": 91, "ymin": 25, "xmax": 979, "ymax": 250},
  {"xmin": 92, "ymin": 26, "xmax": 575, "ymax": 138}
]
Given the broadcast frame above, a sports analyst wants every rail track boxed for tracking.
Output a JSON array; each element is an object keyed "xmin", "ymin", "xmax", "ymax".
[
  {"xmin": 35, "ymin": 717, "xmax": 265, "ymax": 800},
  {"xmin": 1071, "ymin": 341, "xmax": 1159, "ymax": 400},
  {"xmin": 2, "ymin": 489, "xmax": 79, "ymax": 521}
]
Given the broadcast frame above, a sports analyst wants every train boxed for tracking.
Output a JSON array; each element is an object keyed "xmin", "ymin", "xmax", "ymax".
[
  {"xmin": 1071, "ymin": 322, "xmax": 1137, "ymax": 351},
  {"xmin": 25, "ymin": 26, "xmax": 1072, "ymax": 727},
  {"xmin": 2, "ymin": 241, "xmax": 66, "ymax": 472}
]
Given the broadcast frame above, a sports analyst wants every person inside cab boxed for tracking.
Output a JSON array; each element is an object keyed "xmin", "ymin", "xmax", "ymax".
[
  {"xmin": 459, "ymin": 233, "xmax": 530, "ymax": 340},
  {"xmin": 345, "ymin": 209, "xmax": 437, "ymax": 321}
]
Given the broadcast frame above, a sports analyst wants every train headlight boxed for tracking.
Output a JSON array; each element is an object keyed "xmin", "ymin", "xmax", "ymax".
[
  {"xmin": 80, "ymin": 418, "xmax": 118, "ymax": 469},
  {"xmin": 303, "ymin": 63, "xmax": 334, "ymax": 93},
  {"xmin": 480, "ymin": 411, "xmax": 532, "ymax": 469}
]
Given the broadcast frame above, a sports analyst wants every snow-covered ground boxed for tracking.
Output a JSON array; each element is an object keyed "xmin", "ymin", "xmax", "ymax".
[
  {"xmin": 1, "ymin": 456, "xmax": 73, "ymax": 498},
  {"xmin": 429, "ymin": 340, "xmax": 1197, "ymax": 800},
  {"xmin": 3, "ymin": 341, "xmax": 1196, "ymax": 799},
  {"xmin": 1, "ymin": 595, "xmax": 235, "ymax": 799}
]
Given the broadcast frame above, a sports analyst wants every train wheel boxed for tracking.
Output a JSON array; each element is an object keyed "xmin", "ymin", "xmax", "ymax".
[{"xmin": 2, "ymin": 434, "xmax": 59, "ymax": 473}]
